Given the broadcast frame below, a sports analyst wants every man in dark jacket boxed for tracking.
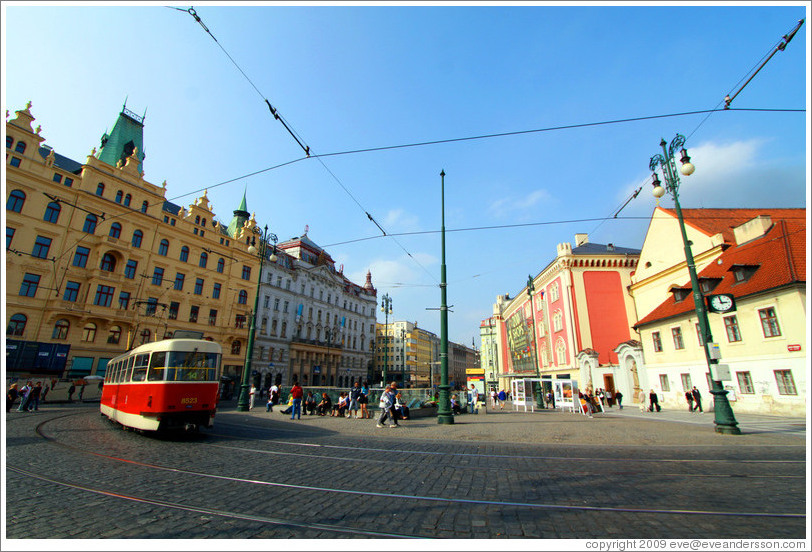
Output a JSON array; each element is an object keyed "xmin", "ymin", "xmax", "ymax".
[{"xmin": 691, "ymin": 386, "xmax": 703, "ymax": 412}]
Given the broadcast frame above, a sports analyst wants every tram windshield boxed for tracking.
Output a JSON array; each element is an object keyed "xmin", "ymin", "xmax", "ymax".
[{"xmin": 163, "ymin": 350, "xmax": 220, "ymax": 382}]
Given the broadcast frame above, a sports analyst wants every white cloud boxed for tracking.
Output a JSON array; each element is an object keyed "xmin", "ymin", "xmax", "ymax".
[
  {"xmin": 489, "ymin": 187, "xmax": 553, "ymax": 218},
  {"xmin": 382, "ymin": 209, "xmax": 421, "ymax": 233}
]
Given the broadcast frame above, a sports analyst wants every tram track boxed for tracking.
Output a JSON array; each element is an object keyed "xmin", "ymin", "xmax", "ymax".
[{"xmin": 7, "ymin": 411, "xmax": 804, "ymax": 526}]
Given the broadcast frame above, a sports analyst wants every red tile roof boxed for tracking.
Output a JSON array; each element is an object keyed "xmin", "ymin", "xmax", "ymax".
[{"xmin": 635, "ymin": 208, "xmax": 806, "ymax": 328}]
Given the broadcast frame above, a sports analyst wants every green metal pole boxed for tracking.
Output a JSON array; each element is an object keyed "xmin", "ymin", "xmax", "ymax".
[
  {"xmin": 657, "ymin": 137, "xmax": 739, "ymax": 435},
  {"xmin": 526, "ymin": 275, "xmax": 545, "ymax": 408},
  {"xmin": 237, "ymin": 226, "xmax": 267, "ymax": 412},
  {"xmin": 437, "ymin": 170, "xmax": 454, "ymax": 424}
]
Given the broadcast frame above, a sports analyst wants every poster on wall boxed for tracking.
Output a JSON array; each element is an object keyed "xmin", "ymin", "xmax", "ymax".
[{"xmin": 506, "ymin": 309, "xmax": 535, "ymax": 374}]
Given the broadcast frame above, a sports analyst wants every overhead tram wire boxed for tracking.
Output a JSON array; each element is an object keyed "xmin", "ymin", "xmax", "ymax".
[
  {"xmin": 173, "ymin": 5, "xmax": 438, "ymax": 284},
  {"xmin": 599, "ymin": 18, "xmax": 805, "ymax": 227}
]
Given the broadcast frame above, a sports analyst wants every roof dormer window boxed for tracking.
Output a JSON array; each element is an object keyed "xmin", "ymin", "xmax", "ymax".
[
  {"xmin": 669, "ymin": 285, "xmax": 691, "ymax": 303},
  {"xmin": 729, "ymin": 264, "xmax": 759, "ymax": 284},
  {"xmin": 699, "ymin": 278, "xmax": 722, "ymax": 294}
]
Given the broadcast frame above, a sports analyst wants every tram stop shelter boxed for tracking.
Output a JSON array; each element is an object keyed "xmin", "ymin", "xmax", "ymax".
[{"xmin": 511, "ymin": 378, "xmax": 579, "ymax": 412}]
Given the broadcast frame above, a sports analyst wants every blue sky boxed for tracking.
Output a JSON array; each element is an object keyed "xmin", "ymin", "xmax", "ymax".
[{"xmin": 3, "ymin": 2, "xmax": 808, "ymax": 348}]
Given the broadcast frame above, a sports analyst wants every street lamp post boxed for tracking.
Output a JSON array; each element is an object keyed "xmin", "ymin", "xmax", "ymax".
[
  {"xmin": 237, "ymin": 224, "xmax": 278, "ymax": 412},
  {"xmin": 526, "ymin": 275, "xmax": 545, "ymax": 408},
  {"xmin": 401, "ymin": 328, "xmax": 406, "ymax": 387},
  {"xmin": 380, "ymin": 293, "xmax": 392, "ymax": 385},
  {"xmin": 649, "ymin": 134, "xmax": 740, "ymax": 435},
  {"xmin": 437, "ymin": 170, "xmax": 454, "ymax": 424}
]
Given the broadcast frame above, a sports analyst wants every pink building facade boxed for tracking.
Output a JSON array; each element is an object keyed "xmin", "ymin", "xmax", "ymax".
[{"xmin": 488, "ymin": 234, "xmax": 641, "ymax": 398}]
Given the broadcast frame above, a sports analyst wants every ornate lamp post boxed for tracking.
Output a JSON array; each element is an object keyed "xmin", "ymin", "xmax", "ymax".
[
  {"xmin": 526, "ymin": 275, "xmax": 545, "ymax": 408},
  {"xmin": 380, "ymin": 293, "xmax": 392, "ymax": 385},
  {"xmin": 437, "ymin": 170, "xmax": 454, "ymax": 424},
  {"xmin": 237, "ymin": 224, "xmax": 277, "ymax": 412},
  {"xmin": 649, "ymin": 134, "xmax": 740, "ymax": 434}
]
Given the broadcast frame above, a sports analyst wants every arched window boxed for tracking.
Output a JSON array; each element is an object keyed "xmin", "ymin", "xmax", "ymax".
[
  {"xmin": 141, "ymin": 201, "xmax": 148, "ymax": 213},
  {"xmin": 6, "ymin": 135, "xmax": 12, "ymax": 149},
  {"xmin": 52, "ymin": 319, "xmax": 70, "ymax": 340},
  {"xmin": 202, "ymin": 217, "xmax": 207, "ymax": 226},
  {"xmin": 139, "ymin": 329, "xmax": 151, "ymax": 345},
  {"xmin": 15, "ymin": 141, "xmax": 27, "ymax": 154},
  {"xmin": 199, "ymin": 251, "xmax": 208, "ymax": 268},
  {"xmin": 43, "ymin": 202, "xmax": 61, "ymax": 223},
  {"xmin": 238, "ymin": 290, "xmax": 248, "ymax": 304},
  {"xmin": 7, "ymin": 190, "xmax": 26, "ymax": 213},
  {"xmin": 115, "ymin": 190, "xmax": 123, "ymax": 203},
  {"xmin": 83, "ymin": 214, "xmax": 98, "ymax": 234},
  {"xmin": 107, "ymin": 325, "xmax": 122, "ymax": 344},
  {"xmin": 132, "ymin": 229, "xmax": 143, "ymax": 248},
  {"xmin": 195, "ymin": 215, "xmax": 201, "ymax": 225},
  {"xmin": 123, "ymin": 194, "xmax": 132, "ymax": 207},
  {"xmin": 7, "ymin": 313, "xmax": 27, "ymax": 336},
  {"xmin": 556, "ymin": 341, "xmax": 567, "ymax": 365},
  {"xmin": 82, "ymin": 323, "xmax": 97, "ymax": 342},
  {"xmin": 96, "ymin": 182, "xmax": 105, "ymax": 197},
  {"xmin": 179, "ymin": 246, "xmax": 189, "ymax": 262},
  {"xmin": 109, "ymin": 223, "xmax": 122, "ymax": 239},
  {"xmin": 217, "ymin": 258, "xmax": 225, "ymax": 273},
  {"xmin": 100, "ymin": 253, "xmax": 116, "ymax": 272},
  {"xmin": 231, "ymin": 340, "xmax": 242, "ymax": 355},
  {"xmin": 158, "ymin": 239, "xmax": 169, "ymax": 256}
]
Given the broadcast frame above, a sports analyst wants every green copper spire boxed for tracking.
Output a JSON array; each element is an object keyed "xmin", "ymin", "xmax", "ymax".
[
  {"xmin": 227, "ymin": 189, "xmax": 250, "ymax": 238},
  {"xmin": 97, "ymin": 100, "xmax": 146, "ymax": 173}
]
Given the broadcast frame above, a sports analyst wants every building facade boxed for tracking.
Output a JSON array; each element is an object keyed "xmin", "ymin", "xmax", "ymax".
[
  {"xmin": 251, "ymin": 232, "xmax": 377, "ymax": 389},
  {"xmin": 488, "ymin": 234, "xmax": 641, "ymax": 399},
  {"xmin": 631, "ymin": 207, "xmax": 806, "ymax": 416},
  {"xmin": 5, "ymin": 102, "xmax": 259, "ymax": 380}
]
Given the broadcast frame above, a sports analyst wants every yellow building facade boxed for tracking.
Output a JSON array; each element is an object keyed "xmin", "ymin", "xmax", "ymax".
[{"xmin": 5, "ymin": 103, "xmax": 261, "ymax": 380}]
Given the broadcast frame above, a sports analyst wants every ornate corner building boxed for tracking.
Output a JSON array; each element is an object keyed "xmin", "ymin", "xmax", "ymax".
[{"xmin": 5, "ymin": 101, "xmax": 377, "ymax": 387}]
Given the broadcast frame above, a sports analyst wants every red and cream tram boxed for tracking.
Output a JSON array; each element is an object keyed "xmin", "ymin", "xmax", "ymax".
[{"xmin": 100, "ymin": 336, "xmax": 222, "ymax": 432}]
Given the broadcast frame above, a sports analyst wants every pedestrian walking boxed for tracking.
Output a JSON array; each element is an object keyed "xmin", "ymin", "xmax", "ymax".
[
  {"xmin": 685, "ymin": 390, "xmax": 695, "ymax": 412},
  {"xmin": 649, "ymin": 389, "xmax": 661, "ymax": 412},
  {"xmin": 497, "ymin": 389, "xmax": 507, "ymax": 410},
  {"xmin": 691, "ymin": 386, "xmax": 703, "ymax": 413},
  {"xmin": 615, "ymin": 390, "xmax": 623, "ymax": 409},
  {"xmin": 248, "ymin": 385, "xmax": 257, "ymax": 410},
  {"xmin": 468, "ymin": 384, "xmax": 479, "ymax": 414},
  {"xmin": 41, "ymin": 385, "xmax": 50, "ymax": 402},
  {"xmin": 376, "ymin": 383, "xmax": 399, "ymax": 428},
  {"xmin": 28, "ymin": 382, "xmax": 43, "ymax": 411},
  {"xmin": 605, "ymin": 390, "xmax": 613, "ymax": 407},
  {"xmin": 289, "ymin": 381, "xmax": 303, "ymax": 420},
  {"xmin": 78, "ymin": 383, "xmax": 85, "ymax": 401},
  {"xmin": 359, "ymin": 381, "xmax": 370, "ymax": 419},
  {"xmin": 490, "ymin": 389, "xmax": 497, "ymax": 409},
  {"xmin": 7, "ymin": 383, "xmax": 19, "ymax": 412},
  {"xmin": 17, "ymin": 382, "xmax": 32, "ymax": 412},
  {"xmin": 67, "ymin": 383, "xmax": 76, "ymax": 402},
  {"xmin": 637, "ymin": 389, "xmax": 647, "ymax": 413}
]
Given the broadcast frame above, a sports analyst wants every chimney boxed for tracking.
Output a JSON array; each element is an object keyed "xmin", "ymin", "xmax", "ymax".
[
  {"xmin": 575, "ymin": 233, "xmax": 589, "ymax": 247},
  {"xmin": 733, "ymin": 215, "xmax": 772, "ymax": 245}
]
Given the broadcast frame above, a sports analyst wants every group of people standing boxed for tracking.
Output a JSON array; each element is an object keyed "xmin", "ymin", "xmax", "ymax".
[{"xmin": 7, "ymin": 381, "xmax": 48, "ymax": 413}]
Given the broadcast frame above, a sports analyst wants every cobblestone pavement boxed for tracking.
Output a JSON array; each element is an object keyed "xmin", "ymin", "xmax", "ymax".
[{"xmin": 4, "ymin": 402, "xmax": 807, "ymax": 543}]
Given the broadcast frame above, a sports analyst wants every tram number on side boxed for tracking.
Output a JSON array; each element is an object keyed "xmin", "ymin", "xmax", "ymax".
[{"xmin": 180, "ymin": 397, "xmax": 198, "ymax": 406}]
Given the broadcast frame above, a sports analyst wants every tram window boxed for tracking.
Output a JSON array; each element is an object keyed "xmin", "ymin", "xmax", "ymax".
[
  {"xmin": 167, "ymin": 350, "xmax": 220, "ymax": 381},
  {"xmin": 110, "ymin": 361, "xmax": 118, "ymax": 382},
  {"xmin": 123, "ymin": 356, "xmax": 135, "ymax": 382},
  {"xmin": 132, "ymin": 354, "xmax": 149, "ymax": 381},
  {"xmin": 148, "ymin": 351, "xmax": 167, "ymax": 381}
]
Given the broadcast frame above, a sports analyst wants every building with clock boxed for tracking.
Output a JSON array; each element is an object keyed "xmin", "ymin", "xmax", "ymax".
[{"xmin": 631, "ymin": 207, "xmax": 806, "ymax": 416}]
